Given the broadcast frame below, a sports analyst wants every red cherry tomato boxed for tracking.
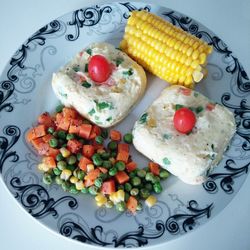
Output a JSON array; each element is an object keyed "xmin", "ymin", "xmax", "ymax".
[
  {"xmin": 173, "ymin": 107, "xmax": 196, "ymax": 134},
  {"xmin": 88, "ymin": 55, "xmax": 112, "ymax": 83}
]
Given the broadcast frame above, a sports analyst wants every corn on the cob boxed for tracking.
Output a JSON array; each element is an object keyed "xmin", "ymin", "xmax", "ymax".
[{"xmin": 120, "ymin": 11, "xmax": 212, "ymax": 88}]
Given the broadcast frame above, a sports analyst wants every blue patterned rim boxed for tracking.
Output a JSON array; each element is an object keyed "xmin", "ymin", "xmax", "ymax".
[{"xmin": 0, "ymin": 2, "xmax": 249, "ymax": 248}]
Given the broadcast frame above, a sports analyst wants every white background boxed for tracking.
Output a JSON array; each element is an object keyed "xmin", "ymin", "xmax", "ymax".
[{"xmin": 1, "ymin": 0, "xmax": 250, "ymax": 249}]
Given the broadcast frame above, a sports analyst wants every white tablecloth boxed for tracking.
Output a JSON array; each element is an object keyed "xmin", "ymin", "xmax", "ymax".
[{"xmin": 1, "ymin": 0, "xmax": 250, "ymax": 249}]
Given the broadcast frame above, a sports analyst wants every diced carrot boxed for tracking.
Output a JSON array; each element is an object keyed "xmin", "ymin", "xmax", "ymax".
[
  {"xmin": 110, "ymin": 130, "xmax": 122, "ymax": 141},
  {"xmin": 42, "ymin": 134, "xmax": 53, "ymax": 143},
  {"xmin": 79, "ymin": 124, "xmax": 92, "ymax": 139},
  {"xmin": 206, "ymin": 103, "xmax": 216, "ymax": 111},
  {"xmin": 70, "ymin": 118, "xmax": 83, "ymax": 126},
  {"xmin": 56, "ymin": 112, "xmax": 63, "ymax": 125},
  {"xmin": 43, "ymin": 156, "xmax": 56, "ymax": 168},
  {"xmin": 89, "ymin": 125, "xmax": 102, "ymax": 140},
  {"xmin": 69, "ymin": 118, "xmax": 82, "ymax": 133},
  {"xmin": 126, "ymin": 196, "xmax": 138, "ymax": 214},
  {"xmin": 47, "ymin": 147, "xmax": 60, "ymax": 158},
  {"xmin": 83, "ymin": 145, "xmax": 95, "ymax": 158},
  {"xmin": 98, "ymin": 167, "xmax": 108, "ymax": 174},
  {"xmin": 116, "ymin": 151, "xmax": 129, "ymax": 163},
  {"xmin": 92, "ymin": 140, "xmax": 104, "ymax": 151},
  {"xmin": 84, "ymin": 169, "xmax": 100, "ymax": 187},
  {"xmin": 126, "ymin": 161, "xmax": 137, "ymax": 172},
  {"xmin": 78, "ymin": 156, "xmax": 92, "ymax": 171},
  {"xmin": 63, "ymin": 107, "xmax": 78, "ymax": 119},
  {"xmin": 33, "ymin": 125, "xmax": 47, "ymax": 138},
  {"xmin": 149, "ymin": 162, "xmax": 160, "ymax": 176},
  {"xmin": 118, "ymin": 143, "xmax": 129, "ymax": 153},
  {"xmin": 26, "ymin": 128, "xmax": 37, "ymax": 142},
  {"xmin": 31, "ymin": 137, "xmax": 45, "ymax": 150},
  {"xmin": 38, "ymin": 112, "xmax": 54, "ymax": 128},
  {"xmin": 67, "ymin": 139, "xmax": 83, "ymax": 154},
  {"xmin": 31, "ymin": 138, "xmax": 50, "ymax": 156},
  {"xmin": 115, "ymin": 171, "xmax": 129, "ymax": 184},
  {"xmin": 84, "ymin": 178, "xmax": 95, "ymax": 187},
  {"xmin": 57, "ymin": 117, "xmax": 71, "ymax": 131},
  {"xmin": 101, "ymin": 179, "xmax": 116, "ymax": 195}
]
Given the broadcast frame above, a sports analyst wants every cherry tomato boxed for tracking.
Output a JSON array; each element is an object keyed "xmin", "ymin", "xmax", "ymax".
[
  {"xmin": 88, "ymin": 55, "xmax": 112, "ymax": 83},
  {"xmin": 173, "ymin": 107, "xmax": 196, "ymax": 134}
]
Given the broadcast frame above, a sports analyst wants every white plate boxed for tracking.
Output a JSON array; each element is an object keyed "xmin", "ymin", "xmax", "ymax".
[{"xmin": 0, "ymin": 1, "xmax": 249, "ymax": 248}]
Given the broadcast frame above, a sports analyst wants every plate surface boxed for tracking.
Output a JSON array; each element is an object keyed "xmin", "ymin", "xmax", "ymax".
[{"xmin": 0, "ymin": 1, "xmax": 249, "ymax": 248}]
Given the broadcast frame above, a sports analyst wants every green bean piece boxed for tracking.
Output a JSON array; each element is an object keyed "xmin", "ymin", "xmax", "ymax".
[
  {"xmin": 81, "ymin": 187, "xmax": 88, "ymax": 194},
  {"xmin": 103, "ymin": 160, "xmax": 112, "ymax": 169},
  {"xmin": 109, "ymin": 167, "xmax": 117, "ymax": 176},
  {"xmin": 123, "ymin": 133, "xmax": 133, "ymax": 144},
  {"xmin": 56, "ymin": 104, "xmax": 64, "ymax": 113},
  {"xmin": 152, "ymin": 176, "xmax": 161, "ymax": 184},
  {"xmin": 47, "ymin": 127, "xmax": 55, "ymax": 134},
  {"xmin": 94, "ymin": 178, "xmax": 103, "ymax": 188},
  {"xmin": 115, "ymin": 161, "xmax": 126, "ymax": 171},
  {"xmin": 67, "ymin": 155, "xmax": 77, "ymax": 165},
  {"xmin": 153, "ymin": 182, "xmax": 163, "ymax": 193},
  {"xmin": 61, "ymin": 181, "xmax": 70, "ymax": 191},
  {"xmin": 136, "ymin": 202, "xmax": 143, "ymax": 211},
  {"xmin": 92, "ymin": 153, "xmax": 103, "ymax": 166},
  {"xmin": 43, "ymin": 173, "xmax": 53, "ymax": 185},
  {"xmin": 77, "ymin": 170, "xmax": 86, "ymax": 180},
  {"xmin": 76, "ymin": 153, "xmax": 83, "ymax": 161},
  {"xmin": 105, "ymin": 200, "xmax": 114, "ymax": 208},
  {"xmin": 95, "ymin": 136, "xmax": 104, "ymax": 144},
  {"xmin": 125, "ymin": 182, "xmax": 132, "ymax": 192},
  {"xmin": 55, "ymin": 176, "xmax": 63, "ymax": 185},
  {"xmin": 137, "ymin": 169, "xmax": 146, "ymax": 178},
  {"xmin": 116, "ymin": 201, "xmax": 126, "ymax": 212},
  {"xmin": 57, "ymin": 130, "xmax": 67, "ymax": 140},
  {"xmin": 139, "ymin": 188, "xmax": 150, "ymax": 199},
  {"xmin": 145, "ymin": 183, "xmax": 153, "ymax": 191},
  {"xmin": 100, "ymin": 152, "xmax": 110, "ymax": 160},
  {"xmin": 69, "ymin": 185, "xmax": 79, "ymax": 194},
  {"xmin": 56, "ymin": 153, "xmax": 64, "ymax": 162},
  {"xmin": 108, "ymin": 141, "xmax": 117, "ymax": 151},
  {"xmin": 99, "ymin": 173, "xmax": 108, "ymax": 180},
  {"xmin": 101, "ymin": 129, "xmax": 108, "ymax": 139},
  {"xmin": 131, "ymin": 176, "xmax": 141, "ymax": 186},
  {"xmin": 57, "ymin": 161, "xmax": 67, "ymax": 170},
  {"xmin": 117, "ymin": 185, "xmax": 124, "ymax": 190},
  {"xmin": 67, "ymin": 164, "xmax": 76, "ymax": 172},
  {"xmin": 130, "ymin": 188, "xmax": 139, "ymax": 196},
  {"xmin": 66, "ymin": 133, "xmax": 75, "ymax": 140},
  {"xmin": 88, "ymin": 186, "xmax": 99, "ymax": 195},
  {"xmin": 124, "ymin": 191, "xmax": 130, "ymax": 202},
  {"xmin": 53, "ymin": 167, "xmax": 62, "ymax": 176},
  {"xmin": 145, "ymin": 172, "xmax": 154, "ymax": 182},
  {"xmin": 49, "ymin": 138, "xmax": 58, "ymax": 148},
  {"xmin": 159, "ymin": 169, "xmax": 170, "ymax": 179}
]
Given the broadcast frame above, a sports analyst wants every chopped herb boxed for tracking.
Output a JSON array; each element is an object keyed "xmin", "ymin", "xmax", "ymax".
[
  {"xmin": 94, "ymin": 116, "xmax": 100, "ymax": 121},
  {"xmin": 139, "ymin": 113, "xmax": 148, "ymax": 124},
  {"xmin": 209, "ymin": 154, "xmax": 215, "ymax": 160},
  {"xmin": 73, "ymin": 66, "xmax": 80, "ymax": 72},
  {"xmin": 163, "ymin": 157, "xmax": 171, "ymax": 165},
  {"xmin": 211, "ymin": 144, "xmax": 215, "ymax": 151},
  {"xmin": 195, "ymin": 106, "xmax": 204, "ymax": 114},
  {"xmin": 116, "ymin": 47, "xmax": 122, "ymax": 51},
  {"xmin": 84, "ymin": 63, "xmax": 88, "ymax": 72},
  {"xmin": 86, "ymin": 48, "xmax": 92, "ymax": 55},
  {"xmin": 175, "ymin": 104, "xmax": 184, "ymax": 111},
  {"xmin": 163, "ymin": 134, "xmax": 172, "ymax": 140},
  {"xmin": 88, "ymin": 108, "xmax": 95, "ymax": 116},
  {"xmin": 95, "ymin": 121, "xmax": 103, "ymax": 125},
  {"xmin": 115, "ymin": 57, "xmax": 124, "ymax": 66},
  {"xmin": 194, "ymin": 92, "xmax": 199, "ymax": 97},
  {"xmin": 106, "ymin": 116, "xmax": 112, "ymax": 122},
  {"xmin": 95, "ymin": 100, "xmax": 114, "ymax": 110},
  {"xmin": 123, "ymin": 68, "xmax": 133, "ymax": 76},
  {"xmin": 59, "ymin": 92, "xmax": 67, "ymax": 98},
  {"xmin": 82, "ymin": 81, "xmax": 91, "ymax": 88}
]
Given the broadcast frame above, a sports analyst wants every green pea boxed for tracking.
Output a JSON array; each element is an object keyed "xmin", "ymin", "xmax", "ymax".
[
  {"xmin": 88, "ymin": 186, "xmax": 98, "ymax": 195},
  {"xmin": 125, "ymin": 191, "xmax": 130, "ymax": 202},
  {"xmin": 78, "ymin": 138, "xmax": 85, "ymax": 144},
  {"xmin": 143, "ymin": 167, "xmax": 150, "ymax": 172},
  {"xmin": 125, "ymin": 182, "xmax": 132, "ymax": 192},
  {"xmin": 55, "ymin": 176, "xmax": 63, "ymax": 185},
  {"xmin": 115, "ymin": 161, "xmax": 125, "ymax": 171},
  {"xmin": 69, "ymin": 185, "xmax": 79, "ymax": 194},
  {"xmin": 77, "ymin": 170, "xmax": 85, "ymax": 180},
  {"xmin": 61, "ymin": 181, "xmax": 70, "ymax": 191},
  {"xmin": 131, "ymin": 176, "xmax": 141, "ymax": 186},
  {"xmin": 67, "ymin": 155, "xmax": 77, "ymax": 165},
  {"xmin": 116, "ymin": 201, "xmax": 126, "ymax": 212},
  {"xmin": 101, "ymin": 129, "xmax": 108, "ymax": 139},
  {"xmin": 52, "ymin": 131, "xmax": 58, "ymax": 138},
  {"xmin": 67, "ymin": 164, "xmax": 76, "ymax": 171},
  {"xmin": 81, "ymin": 187, "xmax": 88, "ymax": 194},
  {"xmin": 53, "ymin": 167, "xmax": 62, "ymax": 176},
  {"xmin": 137, "ymin": 169, "xmax": 146, "ymax": 178},
  {"xmin": 100, "ymin": 152, "xmax": 110, "ymax": 160},
  {"xmin": 76, "ymin": 153, "xmax": 83, "ymax": 161},
  {"xmin": 103, "ymin": 160, "xmax": 112, "ymax": 169},
  {"xmin": 110, "ymin": 151, "xmax": 117, "ymax": 158},
  {"xmin": 109, "ymin": 167, "xmax": 117, "ymax": 176},
  {"xmin": 117, "ymin": 185, "xmax": 124, "ymax": 190},
  {"xmin": 66, "ymin": 133, "xmax": 75, "ymax": 140},
  {"xmin": 92, "ymin": 153, "xmax": 103, "ymax": 166},
  {"xmin": 130, "ymin": 188, "xmax": 139, "ymax": 196},
  {"xmin": 145, "ymin": 172, "xmax": 154, "ymax": 182},
  {"xmin": 56, "ymin": 153, "xmax": 64, "ymax": 162},
  {"xmin": 57, "ymin": 161, "xmax": 67, "ymax": 170},
  {"xmin": 56, "ymin": 104, "xmax": 64, "ymax": 113},
  {"xmin": 129, "ymin": 171, "xmax": 137, "ymax": 178},
  {"xmin": 136, "ymin": 202, "xmax": 143, "ymax": 211},
  {"xmin": 105, "ymin": 200, "xmax": 114, "ymax": 208},
  {"xmin": 152, "ymin": 176, "xmax": 161, "ymax": 184},
  {"xmin": 62, "ymin": 143, "xmax": 68, "ymax": 148},
  {"xmin": 160, "ymin": 169, "xmax": 170, "ymax": 179},
  {"xmin": 47, "ymin": 127, "xmax": 55, "ymax": 134},
  {"xmin": 49, "ymin": 138, "xmax": 58, "ymax": 148},
  {"xmin": 57, "ymin": 130, "xmax": 67, "ymax": 140},
  {"xmin": 153, "ymin": 182, "xmax": 163, "ymax": 193},
  {"xmin": 145, "ymin": 182, "xmax": 153, "ymax": 191},
  {"xmin": 123, "ymin": 133, "xmax": 133, "ymax": 144},
  {"xmin": 99, "ymin": 172, "xmax": 108, "ymax": 180},
  {"xmin": 43, "ymin": 173, "xmax": 53, "ymax": 185},
  {"xmin": 139, "ymin": 188, "xmax": 150, "ymax": 199},
  {"xmin": 58, "ymin": 139, "xmax": 66, "ymax": 147},
  {"xmin": 108, "ymin": 141, "xmax": 117, "ymax": 151},
  {"xmin": 95, "ymin": 136, "xmax": 104, "ymax": 144},
  {"xmin": 94, "ymin": 178, "xmax": 103, "ymax": 188}
]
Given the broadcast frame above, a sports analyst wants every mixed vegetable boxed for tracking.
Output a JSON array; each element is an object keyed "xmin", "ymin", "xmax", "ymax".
[{"xmin": 26, "ymin": 105, "xmax": 170, "ymax": 213}]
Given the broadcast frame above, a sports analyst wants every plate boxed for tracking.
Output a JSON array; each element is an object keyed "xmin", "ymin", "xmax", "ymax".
[{"xmin": 0, "ymin": 1, "xmax": 249, "ymax": 248}]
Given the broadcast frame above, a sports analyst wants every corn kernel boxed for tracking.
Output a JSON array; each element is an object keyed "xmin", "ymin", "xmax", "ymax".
[
  {"xmin": 75, "ymin": 180, "xmax": 85, "ymax": 190},
  {"xmin": 145, "ymin": 195, "xmax": 157, "ymax": 207},
  {"xmin": 86, "ymin": 164, "xmax": 94, "ymax": 172},
  {"xmin": 116, "ymin": 190, "xmax": 125, "ymax": 202},
  {"xmin": 70, "ymin": 176, "xmax": 78, "ymax": 184},
  {"xmin": 60, "ymin": 169, "xmax": 72, "ymax": 180},
  {"xmin": 60, "ymin": 147, "xmax": 71, "ymax": 158},
  {"xmin": 37, "ymin": 163, "xmax": 50, "ymax": 172}
]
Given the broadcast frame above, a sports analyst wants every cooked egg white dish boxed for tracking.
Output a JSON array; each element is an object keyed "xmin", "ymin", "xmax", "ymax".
[
  {"xmin": 132, "ymin": 85, "xmax": 236, "ymax": 185},
  {"xmin": 52, "ymin": 42, "xmax": 147, "ymax": 127}
]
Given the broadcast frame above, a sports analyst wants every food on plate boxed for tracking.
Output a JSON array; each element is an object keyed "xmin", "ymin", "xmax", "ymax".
[
  {"xmin": 120, "ymin": 11, "xmax": 213, "ymax": 88},
  {"xmin": 26, "ymin": 105, "xmax": 169, "ymax": 213},
  {"xmin": 52, "ymin": 42, "xmax": 147, "ymax": 128},
  {"xmin": 132, "ymin": 85, "xmax": 236, "ymax": 185}
]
